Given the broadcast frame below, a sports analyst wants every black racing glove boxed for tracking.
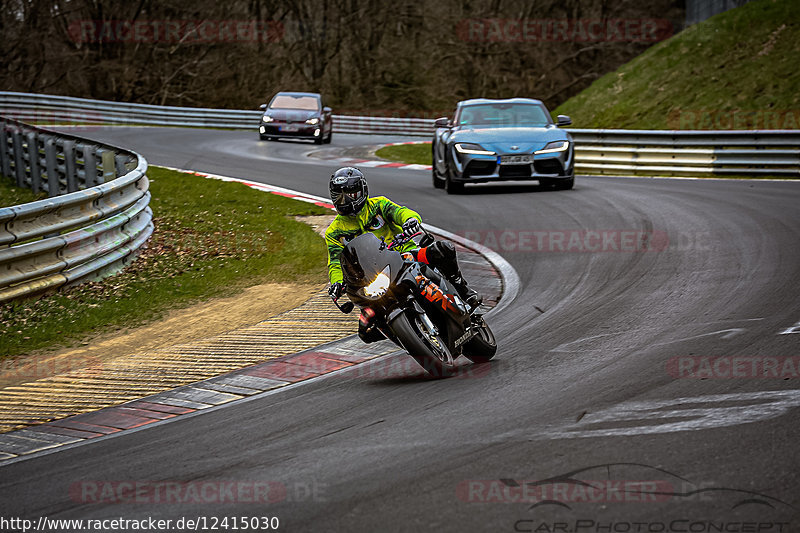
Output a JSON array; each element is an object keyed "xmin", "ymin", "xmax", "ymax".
[
  {"xmin": 328, "ymin": 282, "xmax": 344, "ymax": 299},
  {"xmin": 402, "ymin": 218, "xmax": 422, "ymax": 236}
]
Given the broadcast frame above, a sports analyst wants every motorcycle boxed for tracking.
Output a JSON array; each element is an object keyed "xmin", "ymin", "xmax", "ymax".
[{"xmin": 330, "ymin": 226, "xmax": 497, "ymax": 377}]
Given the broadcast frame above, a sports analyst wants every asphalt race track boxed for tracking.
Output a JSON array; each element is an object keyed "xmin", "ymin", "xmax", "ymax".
[{"xmin": 1, "ymin": 127, "xmax": 799, "ymax": 531}]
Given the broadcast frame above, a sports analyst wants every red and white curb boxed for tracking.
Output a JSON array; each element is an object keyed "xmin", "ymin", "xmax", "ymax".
[{"xmin": 0, "ymin": 169, "xmax": 519, "ymax": 464}]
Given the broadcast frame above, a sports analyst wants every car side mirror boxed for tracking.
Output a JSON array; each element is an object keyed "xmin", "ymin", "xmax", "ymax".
[
  {"xmin": 323, "ymin": 106, "xmax": 332, "ymax": 113},
  {"xmin": 259, "ymin": 104, "xmax": 267, "ymax": 110},
  {"xmin": 434, "ymin": 117, "xmax": 451, "ymax": 128},
  {"xmin": 557, "ymin": 115, "xmax": 572, "ymax": 127}
]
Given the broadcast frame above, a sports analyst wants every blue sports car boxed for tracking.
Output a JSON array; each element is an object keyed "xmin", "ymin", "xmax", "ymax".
[{"xmin": 431, "ymin": 98, "xmax": 574, "ymax": 193}]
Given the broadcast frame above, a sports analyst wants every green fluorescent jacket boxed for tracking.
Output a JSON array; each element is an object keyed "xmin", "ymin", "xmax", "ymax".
[{"xmin": 325, "ymin": 196, "xmax": 421, "ymax": 284}]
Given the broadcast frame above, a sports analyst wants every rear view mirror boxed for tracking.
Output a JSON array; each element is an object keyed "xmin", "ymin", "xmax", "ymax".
[
  {"xmin": 259, "ymin": 103, "xmax": 267, "ymax": 110},
  {"xmin": 557, "ymin": 115, "xmax": 572, "ymax": 127},
  {"xmin": 434, "ymin": 117, "xmax": 450, "ymax": 128},
  {"xmin": 323, "ymin": 106, "xmax": 332, "ymax": 113}
]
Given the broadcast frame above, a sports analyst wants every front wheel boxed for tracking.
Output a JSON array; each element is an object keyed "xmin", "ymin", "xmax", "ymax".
[
  {"xmin": 445, "ymin": 168, "xmax": 464, "ymax": 195},
  {"xmin": 390, "ymin": 310, "xmax": 455, "ymax": 377},
  {"xmin": 432, "ymin": 166, "xmax": 445, "ymax": 189},
  {"xmin": 462, "ymin": 316, "xmax": 497, "ymax": 363}
]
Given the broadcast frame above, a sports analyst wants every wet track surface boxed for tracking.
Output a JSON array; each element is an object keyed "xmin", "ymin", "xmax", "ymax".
[{"xmin": 2, "ymin": 128, "xmax": 799, "ymax": 531}]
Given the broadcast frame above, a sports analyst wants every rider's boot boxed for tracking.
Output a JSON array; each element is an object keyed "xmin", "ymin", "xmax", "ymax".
[{"xmin": 448, "ymin": 273, "xmax": 482, "ymax": 308}]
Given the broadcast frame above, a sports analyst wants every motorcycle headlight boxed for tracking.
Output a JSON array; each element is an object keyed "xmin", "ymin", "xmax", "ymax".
[
  {"xmin": 535, "ymin": 141, "xmax": 569, "ymax": 154},
  {"xmin": 362, "ymin": 265, "xmax": 390, "ymax": 298},
  {"xmin": 262, "ymin": 115, "xmax": 274, "ymax": 123},
  {"xmin": 455, "ymin": 143, "xmax": 495, "ymax": 156},
  {"xmin": 306, "ymin": 117, "xmax": 320, "ymax": 125}
]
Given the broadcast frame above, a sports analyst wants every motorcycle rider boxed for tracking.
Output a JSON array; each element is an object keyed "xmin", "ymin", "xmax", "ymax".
[{"xmin": 325, "ymin": 167, "xmax": 481, "ymax": 341}]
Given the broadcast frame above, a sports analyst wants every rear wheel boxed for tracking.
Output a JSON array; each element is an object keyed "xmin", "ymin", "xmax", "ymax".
[
  {"xmin": 390, "ymin": 310, "xmax": 455, "ymax": 377},
  {"xmin": 462, "ymin": 316, "xmax": 497, "ymax": 363}
]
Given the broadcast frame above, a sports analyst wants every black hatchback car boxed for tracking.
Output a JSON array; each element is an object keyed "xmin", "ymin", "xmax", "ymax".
[{"xmin": 259, "ymin": 92, "xmax": 333, "ymax": 144}]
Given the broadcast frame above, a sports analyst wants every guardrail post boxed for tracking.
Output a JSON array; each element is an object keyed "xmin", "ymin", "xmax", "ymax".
[
  {"xmin": 99, "ymin": 148, "xmax": 115, "ymax": 184},
  {"xmin": 82, "ymin": 144, "xmax": 98, "ymax": 187},
  {"xmin": 0, "ymin": 123, "xmax": 11, "ymax": 179},
  {"xmin": 62, "ymin": 140, "xmax": 78, "ymax": 192},
  {"xmin": 11, "ymin": 130, "xmax": 26, "ymax": 187},
  {"xmin": 115, "ymin": 154, "xmax": 128, "ymax": 177},
  {"xmin": 26, "ymin": 131, "xmax": 42, "ymax": 193},
  {"xmin": 44, "ymin": 137, "xmax": 60, "ymax": 197}
]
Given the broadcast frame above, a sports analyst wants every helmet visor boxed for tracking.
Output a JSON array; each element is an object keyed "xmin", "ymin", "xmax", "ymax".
[{"xmin": 332, "ymin": 188, "xmax": 363, "ymax": 207}]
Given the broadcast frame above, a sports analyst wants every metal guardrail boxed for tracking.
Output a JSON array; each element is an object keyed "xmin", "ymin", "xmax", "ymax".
[
  {"xmin": 0, "ymin": 92, "xmax": 433, "ymax": 135},
  {"xmin": 0, "ymin": 117, "xmax": 153, "ymax": 303},
  {"xmin": 1, "ymin": 92, "xmax": 798, "ymax": 177},
  {"xmin": 570, "ymin": 129, "xmax": 800, "ymax": 177}
]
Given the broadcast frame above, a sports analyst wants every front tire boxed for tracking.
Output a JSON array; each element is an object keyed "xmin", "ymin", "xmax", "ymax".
[
  {"xmin": 462, "ymin": 316, "xmax": 497, "ymax": 363},
  {"xmin": 390, "ymin": 310, "xmax": 456, "ymax": 377},
  {"xmin": 432, "ymin": 166, "xmax": 445, "ymax": 189},
  {"xmin": 445, "ymin": 167, "xmax": 464, "ymax": 195},
  {"xmin": 556, "ymin": 175, "xmax": 574, "ymax": 190}
]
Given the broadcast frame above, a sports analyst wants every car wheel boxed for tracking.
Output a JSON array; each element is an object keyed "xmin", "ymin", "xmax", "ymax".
[
  {"xmin": 432, "ymin": 166, "xmax": 445, "ymax": 189},
  {"xmin": 323, "ymin": 130, "xmax": 332, "ymax": 144},
  {"xmin": 445, "ymin": 169, "xmax": 464, "ymax": 194},
  {"xmin": 556, "ymin": 176, "xmax": 575, "ymax": 190}
]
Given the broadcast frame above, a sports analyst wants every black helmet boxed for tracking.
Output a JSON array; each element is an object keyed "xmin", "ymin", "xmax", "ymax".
[{"xmin": 329, "ymin": 167, "xmax": 368, "ymax": 216}]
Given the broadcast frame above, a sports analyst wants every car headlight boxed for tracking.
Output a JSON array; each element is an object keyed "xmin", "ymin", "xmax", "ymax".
[
  {"xmin": 262, "ymin": 115, "xmax": 274, "ymax": 123},
  {"xmin": 362, "ymin": 265, "xmax": 391, "ymax": 298},
  {"xmin": 535, "ymin": 141, "xmax": 570, "ymax": 154},
  {"xmin": 306, "ymin": 117, "xmax": 320, "ymax": 125},
  {"xmin": 454, "ymin": 143, "xmax": 495, "ymax": 156}
]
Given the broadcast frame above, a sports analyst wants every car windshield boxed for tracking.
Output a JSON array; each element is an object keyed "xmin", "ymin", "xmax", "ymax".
[
  {"xmin": 269, "ymin": 95, "xmax": 319, "ymax": 111},
  {"xmin": 457, "ymin": 104, "xmax": 551, "ymax": 127}
]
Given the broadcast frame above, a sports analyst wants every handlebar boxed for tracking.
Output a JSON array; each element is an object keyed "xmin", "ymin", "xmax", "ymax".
[
  {"xmin": 387, "ymin": 227, "xmax": 435, "ymax": 250},
  {"xmin": 330, "ymin": 287, "xmax": 354, "ymax": 314}
]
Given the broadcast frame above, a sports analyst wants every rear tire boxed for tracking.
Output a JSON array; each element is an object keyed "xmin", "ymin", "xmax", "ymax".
[
  {"xmin": 462, "ymin": 317, "xmax": 497, "ymax": 363},
  {"xmin": 390, "ymin": 310, "xmax": 456, "ymax": 377}
]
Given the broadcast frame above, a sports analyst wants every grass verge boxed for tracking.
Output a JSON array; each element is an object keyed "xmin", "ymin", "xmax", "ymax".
[
  {"xmin": 0, "ymin": 177, "xmax": 47, "ymax": 207},
  {"xmin": 555, "ymin": 0, "xmax": 800, "ymax": 129},
  {"xmin": 0, "ymin": 166, "xmax": 330, "ymax": 359},
  {"xmin": 375, "ymin": 143, "xmax": 431, "ymax": 166}
]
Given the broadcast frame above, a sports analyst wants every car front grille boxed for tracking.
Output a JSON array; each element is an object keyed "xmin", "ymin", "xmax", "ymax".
[{"xmin": 499, "ymin": 164, "xmax": 534, "ymax": 178}]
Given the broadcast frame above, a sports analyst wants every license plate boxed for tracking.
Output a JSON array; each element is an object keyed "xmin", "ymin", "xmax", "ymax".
[
  {"xmin": 499, "ymin": 154, "xmax": 533, "ymax": 165},
  {"xmin": 280, "ymin": 124, "xmax": 299, "ymax": 132}
]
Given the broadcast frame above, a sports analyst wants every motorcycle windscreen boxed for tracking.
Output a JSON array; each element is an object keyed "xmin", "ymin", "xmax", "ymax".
[{"xmin": 340, "ymin": 233, "xmax": 391, "ymax": 288}]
